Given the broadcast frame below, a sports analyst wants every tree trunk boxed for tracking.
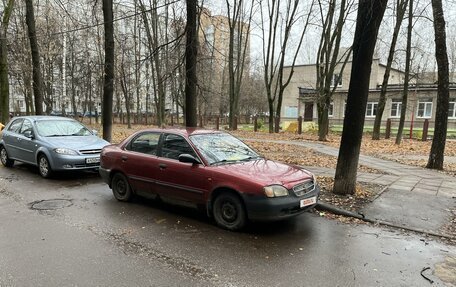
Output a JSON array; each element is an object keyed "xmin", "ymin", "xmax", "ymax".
[
  {"xmin": 0, "ymin": 34, "xmax": 9, "ymax": 122},
  {"xmin": 25, "ymin": 0, "xmax": 44, "ymax": 115},
  {"xmin": 395, "ymin": 0, "xmax": 413, "ymax": 145},
  {"xmin": 134, "ymin": 7, "xmax": 141, "ymax": 124},
  {"xmin": 372, "ymin": 0, "xmax": 407, "ymax": 140},
  {"xmin": 317, "ymin": 96, "xmax": 330, "ymax": 141},
  {"xmin": 333, "ymin": 0, "xmax": 387, "ymax": 195},
  {"xmin": 426, "ymin": 0, "xmax": 449, "ymax": 169},
  {"xmin": 185, "ymin": 0, "xmax": 198, "ymax": 127},
  {"xmin": 267, "ymin": 95, "xmax": 274, "ymax": 133},
  {"xmin": 102, "ymin": 0, "xmax": 114, "ymax": 142}
]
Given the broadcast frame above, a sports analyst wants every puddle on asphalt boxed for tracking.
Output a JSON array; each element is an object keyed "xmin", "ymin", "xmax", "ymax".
[{"xmin": 30, "ymin": 199, "xmax": 73, "ymax": 210}]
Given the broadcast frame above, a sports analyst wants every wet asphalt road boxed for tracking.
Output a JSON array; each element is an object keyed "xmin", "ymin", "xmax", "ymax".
[{"xmin": 0, "ymin": 164, "xmax": 455, "ymax": 287}]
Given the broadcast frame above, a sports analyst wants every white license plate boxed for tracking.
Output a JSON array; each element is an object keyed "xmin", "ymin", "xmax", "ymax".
[
  {"xmin": 86, "ymin": 157, "xmax": 100, "ymax": 164},
  {"xmin": 300, "ymin": 196, "xmax": 317, "ymax": 208}
]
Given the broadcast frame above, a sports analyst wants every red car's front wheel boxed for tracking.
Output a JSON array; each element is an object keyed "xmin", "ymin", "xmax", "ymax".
[{"xmin": 213, "ymin": 193, "xmax": 246, "ymax": 231}]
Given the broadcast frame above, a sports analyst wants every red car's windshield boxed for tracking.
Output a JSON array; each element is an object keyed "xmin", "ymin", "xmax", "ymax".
[{"xmin": 189, "ymin": 133, "xmax": 260, "ymax": 165}]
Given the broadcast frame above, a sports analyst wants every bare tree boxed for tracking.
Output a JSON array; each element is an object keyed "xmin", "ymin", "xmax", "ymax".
[
  {"xmin": 395, "ymin": 0, "xmax": 413, "ymax": 145},
  {"xmin": 137, "ymin": 0, "xmax": 168, "ymax": 127},
  {"xmin": 25, "ymin": 0, "xmax": 44, "ymax": 115},
  {"xmin": 134, "ymin": 5, "xmax": 142, "ymax": 124},
  {"xmin": 261, "ymin": 0, "xmax": 314, "ymax": 133},
  {"xmin": 9, "ymin": 6, "xmax": 34, "ymax": 115},
  {"xmin": 0, "ymin": 0, "xmax": 14, "ymax": 123},
  {"xmin": 372, "ymin": 0, "xmax": 408, "ymax": 140},
  {"xmin": 333, "ymin": 0, "xmax": 387, "ymax": 195},
  {"xmin": 315, "ymin": 0, "xmax": 353, "ymax": 141},
  {"xmin": 102, "ymin": 0, "xmax": 114, "ymax": 142},
  {"xmin": 118, "ymin": 51, "xmax": 133, "ymax": 129},
  {"xmin": 225, "ymin": 0, "xmax": 254, "ymax": 130},
  {"xmin": 426, "ymin": 0, "xmax": 449, "ymax": 170}
]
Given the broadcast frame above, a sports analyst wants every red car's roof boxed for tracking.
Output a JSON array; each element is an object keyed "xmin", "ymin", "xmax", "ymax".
[{"xmin": 134, "ymin": 127, "xmax": 223, "ymax": 137}]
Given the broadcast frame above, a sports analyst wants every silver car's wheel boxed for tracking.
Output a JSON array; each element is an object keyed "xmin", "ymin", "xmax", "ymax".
[
  {"xmin": 38, "ymin": 154, "xmax": 53, "ymax": 178},
  {"xmin": 0, "ymin": 146, "xmax": 14, "ymax": 167}
]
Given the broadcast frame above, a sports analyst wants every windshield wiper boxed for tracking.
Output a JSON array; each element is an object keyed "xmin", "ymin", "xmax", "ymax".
[
  {"xmin": 211, "ymin": 156, "xmax": 261, "ymax": 165},
  {"xmin": 239, "ymin": 156, "xmax": 262, "ymax": 162},
  {"xmin": 46, "ymin": 134, "xmax": 67, "ymax": 137},
  {"xmin": 210, "ymin": 159, "xmax": 240, "ymax": 166}
]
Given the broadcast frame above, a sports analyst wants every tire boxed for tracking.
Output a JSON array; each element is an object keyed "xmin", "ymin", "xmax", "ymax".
[
  {"xmin": 38, "ymin": 154, "xmax": 53, "ymax": 178},
  {"xmin": 213, "ymin": 193, "xmax": 247, "ymax": 231},
  {"xmin": 111, "ymin": 173, "xmax": 133, "ymax": 202},
  {"xmin": 0, "ymin": 146, "xmax": 14, "ymax": 167}
]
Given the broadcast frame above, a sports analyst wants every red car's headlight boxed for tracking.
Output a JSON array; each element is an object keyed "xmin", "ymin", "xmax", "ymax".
[{"xmin": 263, "ymin": 185, "xmax": 289, "ymax": 197}]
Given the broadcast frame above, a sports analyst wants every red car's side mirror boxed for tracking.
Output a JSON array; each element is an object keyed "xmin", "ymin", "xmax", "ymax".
[{"xmin": 178, "ymin": 154, "xmax": 201, "ymax": 165}]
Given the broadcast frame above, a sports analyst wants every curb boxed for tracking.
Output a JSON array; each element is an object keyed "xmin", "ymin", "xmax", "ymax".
[{"xmin": 315, "ymin": 202, "xmax": 456, "ymax": 241}]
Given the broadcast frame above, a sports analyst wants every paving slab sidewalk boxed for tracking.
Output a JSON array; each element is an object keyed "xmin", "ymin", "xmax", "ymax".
[{"xmin": 248, "ymin": 138, "xmax": 456, "ymax": 237}]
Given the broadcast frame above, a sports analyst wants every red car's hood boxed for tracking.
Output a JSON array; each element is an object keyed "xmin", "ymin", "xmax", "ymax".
[{"xmin": 214, "ymin": 159, "xmax": 313, "ymax": 188}]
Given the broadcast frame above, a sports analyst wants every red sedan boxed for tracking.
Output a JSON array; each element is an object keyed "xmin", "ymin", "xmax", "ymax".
[{"xmin": 99, "ymin": 128, "xmax": 320, "ymax": 230}]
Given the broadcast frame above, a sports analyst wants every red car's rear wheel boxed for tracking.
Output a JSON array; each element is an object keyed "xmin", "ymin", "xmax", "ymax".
[{"xmin": 111, "ymin": 173, "xmax": 133, "ymax": 202}]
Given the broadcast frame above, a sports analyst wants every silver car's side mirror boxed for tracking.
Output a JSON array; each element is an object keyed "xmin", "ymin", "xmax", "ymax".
[
  {"xmin": 92, "ymin": 130, "xmax": 98, "ymax": 136},
  {"xmin": 23, "ymin": 130, "xmax": 34, "ymax": 139}
]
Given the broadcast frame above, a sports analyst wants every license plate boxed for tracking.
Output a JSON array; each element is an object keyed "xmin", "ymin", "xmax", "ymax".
[
  {"xmin": 300, "ymin": 196, "xmax": 317, "ymax": 208},
  {"xmin": 86, "ymin": 157, "xmax": 100, "ymax": 164}
]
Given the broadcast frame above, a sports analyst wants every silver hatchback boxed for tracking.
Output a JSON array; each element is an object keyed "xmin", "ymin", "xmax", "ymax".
[{"xmin": 0, "ymin": 116, "xmax": 110, "ymax": 178}]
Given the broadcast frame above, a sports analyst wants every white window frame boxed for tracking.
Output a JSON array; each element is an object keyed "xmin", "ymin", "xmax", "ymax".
[
  {"xmin": 330, "ymin": 73, "xmax": 342, "ymax": 88},
  {"xmin": 417, "ymin": 100, "xmax": 433, "ymax": 118},
  {"xmin": 328, "ymin": 102, "xmax": 334, "ymax": 117},
  {"xmin": 365, "ymin": 102, "xmax": 378, "ymax": 117},
  {"xmin": 449, "ymin": 101, "xmax": 456, "ymax": 118},
  {"xmin": 16, "ymin": 100, "xmax": 24, "ymax": 108},
  {"xmin": 390, "ymin": 100, "xmax": 402, "ymax": 118}
]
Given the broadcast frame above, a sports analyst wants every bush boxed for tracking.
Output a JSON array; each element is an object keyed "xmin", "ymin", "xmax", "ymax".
[
  {"xmin": 255, "ymin": 119, "xmax": 264, "ymax": 130},
  {"xmin": 414, "ymin": 130, "xmax": 423, "ymax": 140}
]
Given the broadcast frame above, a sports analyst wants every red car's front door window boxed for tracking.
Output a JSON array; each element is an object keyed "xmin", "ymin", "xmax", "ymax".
[{"xmin": 156, "ymin": 134, "xmax": 209, "ymax": 203}]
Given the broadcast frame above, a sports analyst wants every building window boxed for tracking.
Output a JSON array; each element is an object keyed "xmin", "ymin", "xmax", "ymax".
[
  {"xmin": 390, "ymin": 99, "xmax": 402, "ymax": 118},
  {"xmin": 205, "ymin": 25, "xmax": 215, "ymax": 51},
  {"xmin": 330, "ymin": 73, "xmax": 342, "ymax": 87},
  {"xmin": 449, "ymin": 100, "xmax": 456, "ymax": 118},
  {"xmin": 17, "ymin": 100, "xmax": 24, "ymax": 108},
  {"xmin": 366, "ymin": 102, "xmax": 378, "ymax": 117},
  {"xmin": 285, "ymin": 106, "xmax": 298, "ymax": 118},
  {"xmin": 328, "ymin": 102, "xmax": 334, "ymax": 117},
  {"xmin": 417, "ymin": 99, "xmax": 432, "ymax": 118}
]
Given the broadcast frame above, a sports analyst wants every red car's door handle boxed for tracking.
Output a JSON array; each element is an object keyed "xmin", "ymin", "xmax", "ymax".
[
  {"xmin": 121, "ymin": 156, "xmax": 128, "ymax": 162},
  {"xmin": 159, "ymin": 163, "xmax": 167, "ymax": 170}
]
